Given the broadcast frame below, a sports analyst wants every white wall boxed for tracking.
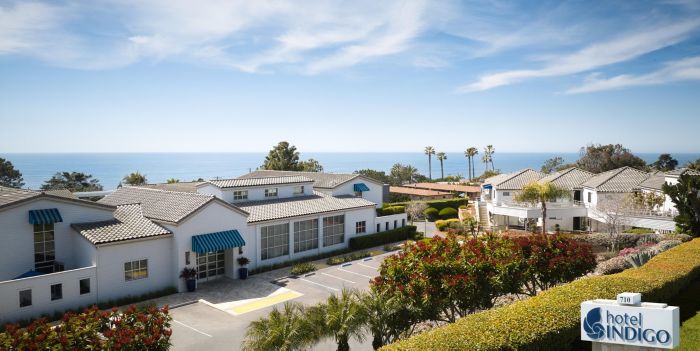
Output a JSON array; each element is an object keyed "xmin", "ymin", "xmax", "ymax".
[
  {"xmin": 330, "ymin": 177, "xmax": 384, "ymax": 207},
  {"xmin": 212, "ymin": 182, "xmax": 314, "ymax": 203},
  {"xmin": 196, "ymin": 184, "xmax": 225, "ymax": 201},
  {"xmin": 0, "ymin": 266, "xmax": 97, "ymax": 324},
  {"xmin": 374, "ymin": 213, "xmax": 408, "ymax": 233},
  {"xmin": 95, "ymin": 237, "xmax": 173, "ymax": 302},
  {"xmin": 0, "ymin": 198, "xmax": 114, "ymax": 281}
]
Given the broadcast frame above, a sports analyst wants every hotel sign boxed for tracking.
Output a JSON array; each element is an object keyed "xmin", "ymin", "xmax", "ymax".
[{"xmin": 581, "ymin": 293, "xmax": 679, "ymax": 349}]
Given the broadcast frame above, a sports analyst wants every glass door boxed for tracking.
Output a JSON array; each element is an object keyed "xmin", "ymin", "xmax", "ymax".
[{"xmin": 197, "ymin": 251, "xmax": 225, "ymax": 282}]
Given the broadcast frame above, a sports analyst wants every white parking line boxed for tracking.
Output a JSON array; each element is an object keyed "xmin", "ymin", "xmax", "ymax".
[
  {"xmin": 300, "ymin": 278, "xmax": 340, "ymax": 292},
  {"xmin": 357, "ymin": 262, "xmax": 377, "ymax": 270},
  {"xmin": 320, "ymin": 272, "xmax": 357, "ymax": 284},
  {"xmin": 338, "ymin": 268, "xmax": 374, "ymax": 279},
  {"xmin": 173, "ymin": 319, "xmax": 213, "ymax": 338}
]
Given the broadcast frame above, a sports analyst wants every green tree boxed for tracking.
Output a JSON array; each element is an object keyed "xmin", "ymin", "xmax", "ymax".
[
  {"xmin": 463, "ymin": 215, "xmax": 478, "ymax": 238},
  {"xmin": 166, "ymin": 178, "xmax": 180, "ymax": 184},
  {"xmin": 687, "ymin": 158, "xmax": 700, "ymax": 171},
  {"xmin": 354, "ymin": 169, "xmax": 390, "ymax": 184},
  {"xmin": 241, "ymin": 302, "xmax": 318, "ymax": 351},
  {"xmin": 576, "ymin": 144, "xmax": 646, "ymax": 173},
  {"xmin": 389, "ymin": 163, "xmax": 422, "ymax": 185},
  {"xmin": 424, "ymin": 146, "xmax": 435, "ymax": 180},
  {"xmin": 663, "ymin": 173, "xmax": 700, "ymax": 236},
  {"xmin": 359, "ymin": 289, "xmax": 414, "ymax": 349},
  {"xmin": 123, "ymin": 172, "xmax": 147, "ymax": 186},
  {"xmin": 297, "ymin": 158, "xmax": 323, "ymax": 172},
  {"xmin": 262, "ymin": 141, "xmax": 301, "ymax": 171},
  {"xmin": 308, "ymin": 289, "xmax": 366, "ymax": 351},
  {"xmin": 464, "ymin": 147, "xmax": 478, "ymax": 181},
  {"xmin": 0, "ymin": 158, "xmax": 24, "ymax": 188},
  {"xmin": 436, "ymin": 152, "xmax": 447, "ymax": 179},
  {"xmin": 540, "ymin": 157, "xmax": 565, "ymax": 174},
  {"xmin": 652, "ymin": 153, "xmax": 678, "ymax": 172},
  {"xmin": 483, "ymin": 145, "xmax": 495, "ymax": 171},
  {"xmin": 514, "ymin": 181, "xmax": 571, "ymax": 235},
  {"xmin": 41, "ymin": 172, "xmax": 103, "ymax": 192}
]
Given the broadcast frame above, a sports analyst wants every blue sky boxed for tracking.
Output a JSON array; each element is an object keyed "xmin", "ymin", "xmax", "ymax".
[{"xmin": 1, "ymin": 0, "xmax": 699, "ymax": 153}]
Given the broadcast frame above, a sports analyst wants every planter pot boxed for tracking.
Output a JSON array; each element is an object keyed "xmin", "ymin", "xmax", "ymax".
[
  {"xmin": 186, "ymin": 279, "xmax": 196, "ymax": 292},
  {"xmin": 239, "ymin": 267, "xmax": 249, "ymax": 280}
]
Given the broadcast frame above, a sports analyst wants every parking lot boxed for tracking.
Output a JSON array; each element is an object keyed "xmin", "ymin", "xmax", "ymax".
[{"xmin": 169, "ymin": 252, "xmax": 392, "ymax": 351}]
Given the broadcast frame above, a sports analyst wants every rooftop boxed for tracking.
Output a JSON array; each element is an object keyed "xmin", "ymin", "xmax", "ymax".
[
  {"xmin": 139, "ymin": 182, "xmax": 204, "ymax": 193},
  {"xmin": 484, "ymin": 169, "xmax": 545, "ymax": 190},
  {"xmin": 406, "ymin": 183, "xmax": 481, "ymax": 193},
  {"xmin": 538, "ymin": 167, "xmax": 595, "ymax": 190},
  {"xmin": 666, "ymin": 168, "xmax": 700, "ymax": 177},
  {"xmin": 71, "ymin": 204, "xmax": 172, "ymax": 245},
  {"xmin": 237, "ymin": 191, "xmax": 376, "ymax": 223},
  {"xmin": 207, "ymin": 175, "xmax": 313, "ymax": 189},
  {"xmin": 581, "ymin": 166, "xmax": 649, "ymax": 192},
  {"xmin": 0, "ymin": 186, "xmax": 114, "ymax": 211},
  {"xmin": 238, "ymin": 170, "xmax": 371, "ymax": 188},
  {"xmin": 638, "ymin": 172, "xmax": 667, "ymax": 191}
]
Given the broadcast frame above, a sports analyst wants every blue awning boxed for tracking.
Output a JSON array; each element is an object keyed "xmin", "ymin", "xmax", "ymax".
[
  {"xmin": 482, "ymin": 184, "xmax": 493, "ymax": 190},
  {"xmin": 353, "ymin": 183, "xmax": 370, "ymax": 192},
  {"xmin": 191, "ymin": 229, "xmax": 246, "ymax": 254},
  {"xmin": 14, "ymin": 270, "xmax": 45, "ymax": 279},
  {"xmin": 28, "ymin": 208, "xmax": 63, "ymax": 225}
]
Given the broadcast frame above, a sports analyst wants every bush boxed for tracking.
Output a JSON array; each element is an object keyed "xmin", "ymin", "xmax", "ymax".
[
  {"xmin": 618, "ymin": 247, "xmax": 640, "ymax": 256},
  {"xmin": 595, "ymin": 256, "xmax": 633, "ymax": 275},
  {"xmin": 250, "ymin": 248, "xmax": 351, "ymax": 275},
  {"xmin": 435, "ymin": 219, "xmax": 460, "ymax": 231},
  {"xmin": 377, "ymin": 205, "xmax": 406, "ymax": 216},
  {"xmin": 382, "ymin": 238, "xmax": 700, "ymax": 351},
  {"xmin": 348, "ymin": 226, "xmax": 418, "ymax": 251},
  {"xmin": 458, "ymin": 204, "xmax": 467, "ymax": 209},
  {"xmin": 665, "ymin": 233, "xmax": 692, "ymax": 242},
  {"xmin": 290, "ymin": 262, "xmax": 317, "ymax": 276},
  {"xmin": 327, "ymin": 251, "xmax": 371, "ymax": 265},
  {"xmin": 422, "ymin": 207, "xmax": 438, "ymax": 220},
  {"xmin": 573, "ymin": 233, "xmax": 662, "ymax": 250},
  {"xmin": 624, "ymin": 227, "xmax": 655, "ymax": 234},
  {"xmin": 385, "ymin": 198, "xmax": 467, "ymax": 212},
  {"xmin": 438, "ymin": 207, "xmax": 458, "ymax": 219}
]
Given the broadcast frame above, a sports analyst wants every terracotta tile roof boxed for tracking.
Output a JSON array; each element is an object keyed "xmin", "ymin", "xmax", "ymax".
[
  {"xmin": 71, "ymin": 204, "xmax": 171, "ymax": 245},
  {"xmin": 407, "ymin": 183, "xmax": 481, "ymax": 193},
  {"xmin": 581, "ymin": 167, "xmax": 649, "ymax": 192},
  {"xmin": 389, "ymin": 186, "xmax": 453, "ymax": 197},
  {"xmin": 208, "ymin": 176, "xmax": 313, "ymax": 188},
  {"xmin": 237, "ymin": 191, "xmax": 376, "ymax": 223},
  {"xmin": 538, "ymin": 167, "xmax": 595, "ymax": 190},
  {"xmin": 238, "ymin": 170, "xmax": 366, "ymax": 188}
]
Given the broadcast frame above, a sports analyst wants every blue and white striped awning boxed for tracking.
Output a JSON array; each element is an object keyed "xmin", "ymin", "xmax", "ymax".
[
  {"xmin": 482, "ymin": 184, "xmax": 493, "ymax": 190},
  {"xmin": 353, "ymin": 183, "xmax": 370, "ymax": 192},
  {"xmin": 191, "ymin": 229, "xmax": 246, "ymax": 254},
  {"xmin": 28, "ymin": 208, "xmax": 63, "ymax": 225}
]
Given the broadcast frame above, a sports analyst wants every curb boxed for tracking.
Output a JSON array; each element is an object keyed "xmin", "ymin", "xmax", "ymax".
[{"xmin": 169, "ymin": 300, "xmax": 199, "ymax": 309}]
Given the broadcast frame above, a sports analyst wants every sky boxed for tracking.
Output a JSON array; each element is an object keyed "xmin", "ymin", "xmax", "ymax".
[{"xmin": 1, "ymin": 0, "xmax": 699, "ymax": 153}]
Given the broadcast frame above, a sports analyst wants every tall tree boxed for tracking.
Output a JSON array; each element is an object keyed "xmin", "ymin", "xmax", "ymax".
[
  {"xmin": 576, "ymin": 144, "xmax": 646, "ymax": 173},
  {"xmin": 298, "ymin": 158, "xmax": 323, "ymax": 172},
  {"xmin": 652, "ymin": 154, "xmax": 678, "ymax": 172},
  {"xmin": 436, "ymin": 152, "xmax": 447, "ymax": 179},
  {"xmin": 262, "ymin": 141, "xmax": 300, "ymax": 171},
  {"xmin": 241, "ymin": 302, "xmax": 318, "ymax": 351},
  {"xmin": 687, "ymin": 158, "xmax": 700, "ymax": 171},
  {"xmin": 307, "ymin": 289, "xmax": 366, "ymax": 351},
  {"xmin": 123, "ymin": 172, "xmax": 147, "ymax": 186},
  {"xmin": 359, "ymin": 290, "xmax": 414, "ymax": 349},
  {"xmin": 41, "ymin": 172, "xmax": 103, "ymax": 192},
  {"xmin": 540, "ymin": 157, "xmax": 565, "ymax": 174},
  {"xmin": 353, "ymin": 169, "xmax": 390, "ymax": 184},
  {"xmin": 514, "ymin": 181, "xmax": 570, "ymax": 235},
  {"xmin": 424, "ymin": 146, "xmax": 435, "ymax": 180},
  {"xmin": 464, "ymin": 147, "xmax": 478, "ymax": 181},
  {"xmin": 389, "ymin": 163, "xmax": 426, "ymax": 185},
  {"xmin": 485, "ymin": 145, "xmax": 495, "ymax": 171},
  {"xmin": 663, "ymin": 173, "xmax": 700, "ymax": 236},
  {"xmin": 0, "ymin": 158, "xmax": 24, "ymax": 188}
]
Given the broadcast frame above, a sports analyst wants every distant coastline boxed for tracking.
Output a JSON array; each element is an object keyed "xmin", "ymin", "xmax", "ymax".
[{"xmin": 3, "ymin": 152, "xmax": 699, "ymax": 190}]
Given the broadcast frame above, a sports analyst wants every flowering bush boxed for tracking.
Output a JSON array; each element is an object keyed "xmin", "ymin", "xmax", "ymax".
[
  {"xmin": 618, "ymin": 247, "xmax": 640, "ymax": 256},
  {"xmin": 0, "ymin": 305, "xmax": 172, "ymax": 350},
  {"xmin": 595, "ymin": 256, "xmax": 633, "ymax": 275}
]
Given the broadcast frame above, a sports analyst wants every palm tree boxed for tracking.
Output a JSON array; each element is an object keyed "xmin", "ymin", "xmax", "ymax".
[
  {"xmin": 464, "ymin": 147, "xmax": 478, "ymax": 181},
  {"xmin": 308, "ymin": 289, "xmax": 366, "ymax": 351},
  {"xmin": 485, "ymin": 145, "xmax": 496, "ymax": 171},
  {"xmin": 481, "ymin": 153, "xmax": 491, "ymax": 172},
  {"xmin": 359, "ymin": 290, "xmax": 412, "ymax": 349},
  {"xmin": 424, "ymin": 146, "xmax": 436, "ymax": 180},
  {"xmin": 436, "ymin": 152, "xmax": 447, "ymax": 179},
  {"xmin": 514, "ymin": 181, "xmax": 571, "ymax": 235},
  {"xmin": 241, "ymin": 302, "xmax": 318, "ymax": 351},
  {"xmin": 122, "ymin": 171, "xmax": 147, "ymax": 186}
]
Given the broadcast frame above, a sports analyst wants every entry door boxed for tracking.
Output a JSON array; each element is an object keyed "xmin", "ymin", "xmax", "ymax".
[
  {"xmin": 197, "ymin": 251, "xmax": 225, "ymax": 282},
  {"xmin": 574, "ymin": 190, "xmax": 581, "ymax": 202}
]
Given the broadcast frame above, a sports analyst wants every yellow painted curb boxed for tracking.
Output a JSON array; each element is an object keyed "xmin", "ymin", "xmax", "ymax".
[{"xmin": 229, "ymin": 291, "xmax": 303, "ymax": 315}]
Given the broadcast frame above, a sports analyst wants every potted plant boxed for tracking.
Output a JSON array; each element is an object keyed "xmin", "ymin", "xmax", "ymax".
[
  {"xmin": 179, "ymin": 267, "xmax": 197, "ymax": 292},
  {"xmin": 237, "ymin": 256, "xmax": 250, "ymax": 280}
]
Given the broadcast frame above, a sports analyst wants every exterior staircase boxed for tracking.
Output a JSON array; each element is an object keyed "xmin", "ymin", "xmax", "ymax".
[{"xmin": 478, "ymin": 203, "xmax": 489, "ymax": 227}]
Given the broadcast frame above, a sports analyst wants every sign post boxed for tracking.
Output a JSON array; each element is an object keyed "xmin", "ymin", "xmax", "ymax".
[{"xmin": 581, "ymin": 293, "xmax": 679, "ymax": 350}]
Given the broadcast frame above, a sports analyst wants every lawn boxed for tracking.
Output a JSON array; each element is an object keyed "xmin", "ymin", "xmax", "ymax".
[{"xmin": 670, "ymin": 280, "xmax": 700, "ymax": 350}]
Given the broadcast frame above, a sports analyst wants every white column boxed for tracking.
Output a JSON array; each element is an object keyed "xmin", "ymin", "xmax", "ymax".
[
  {"xmin": 318, "ymin": 216, "xmax": 324, "ymax": 252},
  {"xmin": 288, "ymin": 222, "xmax": 294, "ymax": 259}
]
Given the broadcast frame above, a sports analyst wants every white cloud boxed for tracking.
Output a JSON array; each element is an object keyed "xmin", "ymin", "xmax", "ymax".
[
  {"xmin": 457, "ymin": 19, "xmax": 700, "ymax": 92},
  {"xmin": 0, "ymin": 2, "xmax": 63, "ymax": 54},
  {"xmin": 564, "ymin": 56, "xmax": 700, "ymax": 94}
]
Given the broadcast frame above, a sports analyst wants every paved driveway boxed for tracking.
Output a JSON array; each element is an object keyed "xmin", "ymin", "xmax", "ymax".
[{"xmin": 167, "ymin": 252, "xmax": 394, "ymax": 351}]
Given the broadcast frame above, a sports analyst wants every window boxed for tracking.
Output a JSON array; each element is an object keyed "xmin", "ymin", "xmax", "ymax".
[
  {"xmin": 19, "ymin": 289, "xmax": 31, "ymax": 308},
  {"xmin": 185, "ymin": 251, "xmax": 191, "ymax": 265},
  {"xmin": 354, "ymin": 191, "xmax": 362, "ymax": 197},
  {"xmin": 377, "ymin": 223, "xmax": 381, "ymax": 232},
  {"xmin": 233, "ymin": 190, "xmax": 248, "ymax": 200},
  {"xmin": 264, "ymin": 188, "xmax": 278, "ymax": 198},
  {"xmin": 293, "ymin": 186, "xmax": 304, "ymax": 195},
  {"xmin": 79, "ymin": 278, "xmax": 90, "ymax": 295},
  {"xmin": 261, "ymin": 223, "xmax": 289, "ymax": 260},
  {"xmin": 124, "ymin": 259, "xmax": 148, "ymax": 281},
  {"xmin": 197, "ymin": 251, "xmax": 225, "ymax": 280},
  {"xmin": 323, "ymin": 215, "xmax": 345, "ymax": 247},
  {"xmin": 402, "ymin": 219, "xmax": 406, "ymax": 227},
  {"xmin": 385, "ymin": 222, "xmax": 389, "ymax": 231},
  {"xmin": 355, "ymin": 221, "xmax": 366, "ymax": 234},
  {"xmin": 294, "ymin": 219, "xmax": 318, "ymax": 253},
  {"xmin": 588, "ymin": 192, "xmax": 592, "ymax": 202},
  {"xmin": 394, "ymin": 220, "xmax": 398, "ymax": 229},
  {"xmin": 503, "ymin": 192, "xmax": 510, "ymax": 196},
  {"xmin": 50, "ymin": 283, "xmax": 62, "ymax": 301},
  {"xmin": 33, "ymin": 223, "xmax": 55, "ymax": 272}
]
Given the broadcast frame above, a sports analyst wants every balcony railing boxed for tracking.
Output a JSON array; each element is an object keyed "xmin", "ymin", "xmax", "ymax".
[{"xmin": 493, "ymin": 200, "xmax": 586, "ymax": 209}]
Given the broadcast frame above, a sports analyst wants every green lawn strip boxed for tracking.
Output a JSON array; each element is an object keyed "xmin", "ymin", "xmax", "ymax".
[{"xmin": 670, "ymin": 279, "xmax": 700, "ymax": 350}]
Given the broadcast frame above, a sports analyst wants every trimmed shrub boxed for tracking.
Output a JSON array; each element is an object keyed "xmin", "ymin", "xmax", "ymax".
[
  {"xmin": 377, "ymin": 205, "xmax": 405, "ymax": 216},
  {"xmin": 290, "ymin": 262, "xmax": 317, "ymax": 276},
  {"xmin": 573, "ymin": 233, "xmax": 662, "ymax": 250},
  {"xmin": 382, "ymin": 238, "xmax": 700, "ymax": 351},
  {"xmin": 386, "ymin": 198, "xmax": 467, "ymax": 212},
  {"xmin": 435, "ymin": 219, "xmax": 460, "ymax": 231},
  {"xmin": 326, "ymin": 251, "xmax": 371, "ymax": 265},
  {"xmin": 438, "ymin": 207, "xmax": 458, "ymax": 219},
  {"xmin": 422, "ymin": 207, "xmax": 438, "ymax": 220},
  {"xmin": 348, "ymin": 226, "xmax": 418, "ymax": 251},
  {"xmin": 625, "ymin": 227, "xmax": 655, "ymax": 234},
  {"xmin": 458, "ymin": 204, "xmax": 468, "ymax": 209}
]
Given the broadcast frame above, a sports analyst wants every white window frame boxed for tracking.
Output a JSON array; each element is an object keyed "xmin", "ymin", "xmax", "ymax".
[
  {"xmin": 233, "ymin": 190, "xmax": 248, "ymax": 201},
  {"xmin": 294, "ymin": 219, "xmax": 318, "ymax": 253},
  {"xmin": 355, "ymin": 221, "xmax": 366, "ymax": 234},
  {"xmin": 261, "ymin": 223, "xmax": 289, "ymax": 260},
  {"xmin": 323, "ymin": 215, "xmax": 345, "ymax": 247},
  {"xmin": 265, "ymin": 188, "xmax": 278, "ymax": 198},
  {"xmin": 293, "ymin": 185, "xmax": 305, "ymax": 195},
  {"xmin": 34, "ymin": 223, "xmax": 55, "ymax": 271},
  {"xmin": 124, "ymin": 259, "xmax": 149, "ymax": 281}
]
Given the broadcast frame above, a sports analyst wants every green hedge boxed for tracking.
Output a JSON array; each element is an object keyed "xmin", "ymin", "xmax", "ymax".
[
  {"xmin": 349, "ymin": 226, "xmax": 418, "ymax": 251},
  {"xmin": 438, "ymin": 207, "xmax": 458, "ymax": 219},
  {"xmin": 382, "ymin": 238, "xmax": 700, "ymax": 351},
  {"xmin": 377, "ymin": 205, "xmax": 406, "ymax": 216},
  {"xmin": 385, "ymin": 198, "xmax": 468, "ymax": 212}
]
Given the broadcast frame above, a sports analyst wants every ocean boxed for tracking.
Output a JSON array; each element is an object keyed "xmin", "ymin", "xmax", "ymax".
[{"xmin": 3, "ymin": 152, "xmax": 699, "ymax": 190}]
